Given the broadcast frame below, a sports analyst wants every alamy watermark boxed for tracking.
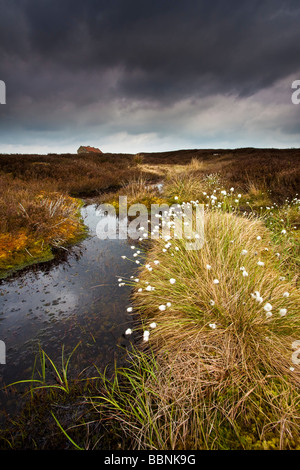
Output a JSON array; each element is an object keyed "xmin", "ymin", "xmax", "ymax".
[
  {"xmin": 291, "ymin": 80, "xmax": 300, "ymax": 104},
  {"xmin": 0, "ymin": 80, "xmax": 6, "ymax": 104},
  {"xmin": 0, "ymin": 340, "xmax": 6, "ymax": 364},
  {"xmin": 95, "ymin": 197, "xmax": 204, "ymax": 250}
]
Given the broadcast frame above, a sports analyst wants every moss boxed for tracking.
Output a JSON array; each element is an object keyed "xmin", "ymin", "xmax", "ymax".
[
  {"xmin": 0, "ymin": 246, "xmax": 54, "ymax": 279},
  {"xmin": 0, "ymin": 195, "xmax": 88, "ymax": 279}
]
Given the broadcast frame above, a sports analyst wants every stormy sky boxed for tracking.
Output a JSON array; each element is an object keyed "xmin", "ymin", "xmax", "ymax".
[{"xmin": 0, "ymin": 0, "xmax": 300, "ymax": 154}]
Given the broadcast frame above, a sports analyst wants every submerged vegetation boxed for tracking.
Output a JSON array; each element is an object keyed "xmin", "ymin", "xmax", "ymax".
[{"xmin": 0, "ymin": 148, "xmax": 299, "ymax": 449}]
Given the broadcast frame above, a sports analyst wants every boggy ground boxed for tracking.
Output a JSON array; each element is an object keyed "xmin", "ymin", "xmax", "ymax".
[
  {"xmin": 0, "ymin": 152, "xmax": 156, "ymax": 277},
  {"xmin": 2, "ymin": 148, "xmax": 298, "ymax": 277},
  {"xmin": 0, "ymin": 148, "xmax": 299, "ymax": 449}
]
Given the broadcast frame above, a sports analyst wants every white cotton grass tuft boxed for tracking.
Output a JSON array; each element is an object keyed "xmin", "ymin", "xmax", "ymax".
[
  {"xmin": 127, "ymin": 307, "xmax": 133, "ymax": 313},
  {"xmin": 263, "ymin": 303, "xmax": 272, "ymax": 313},
  {"xmin": 149, "ymin": 322, "xmax": 157, "ymax": 329},
  {"xmin": 251, "ymin": 291, "xmax": 263, "ymax": 303},
  {"xmin": 159, "ymin": 305, "xmax": 166, "ymax": 311},
  {"xmin": 209, "ymin": 323, "xmax": 217, "ymax": 329},
  {"xmin": 279, "ymin": 308, "xmax": 287, "ymax": 317},
  {"xmin": 213, "ymin": 279, "xmax": 219, "ymax": 284},
  {"xmin": 143, "ymin": 330, "xmax": 150, "ymax": 341},
  {"xmin": 125, "ymin": 328, "xmax": 132, "ymax": 335},
  {"xmin": 283, "ymin": 292, "xmax": 290, "ymax": 298},
  {"xmin": 169, "ymin": 278, "xmax": 176, "ymax": 284}
]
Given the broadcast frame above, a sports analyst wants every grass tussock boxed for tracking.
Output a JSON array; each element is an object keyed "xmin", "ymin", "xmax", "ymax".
[
  {"xmin": 110, "ymin": 210, "xmax": 299, "ymax": 450},
  {"xmin": 0, "ymin": 174, "xmax": 87, "ymax": 276},
  {"xmin": 99, "ymin": 176, "xmax": 165, "ymax": 211}
]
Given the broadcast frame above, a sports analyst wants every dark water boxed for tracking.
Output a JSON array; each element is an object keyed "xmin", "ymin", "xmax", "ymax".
[{"xmin": 0, "ymin": 204, "xmax": 140, "ymax": 420}]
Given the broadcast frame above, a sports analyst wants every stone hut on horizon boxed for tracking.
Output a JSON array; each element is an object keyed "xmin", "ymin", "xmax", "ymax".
[{"xmin": 77, "ymin": 146, "xmax": 102, "ymax": 154}]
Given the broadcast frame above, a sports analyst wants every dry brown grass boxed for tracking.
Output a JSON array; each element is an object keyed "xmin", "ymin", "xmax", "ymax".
[
  {"xmin": 143, "ymin": 148, "xmax": 300, "ymax": 202},
  {"xmin": 0, "ymin": 173, "xmax": 86, "ymax": 275},
  {"xmin": 125, "ymin": 209, "xmax": 300, "ymax": 449},
  {"xmin": 0, "ymin": 152, "xmax": 158, "ymax": 275}
]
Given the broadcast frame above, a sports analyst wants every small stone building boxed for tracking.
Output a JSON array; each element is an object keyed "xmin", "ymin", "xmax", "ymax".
[{"xmin": 77, "ymin": 146, "xmax": 102, "ymax": 154}]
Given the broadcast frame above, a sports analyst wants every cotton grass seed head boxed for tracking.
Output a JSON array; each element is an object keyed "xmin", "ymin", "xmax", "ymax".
[
  {"xmin": 263, "ymin": 303, "xmax": 272, "ymax": 312},
  {"xmin": 251, "ymin": 291, "xmax": 263, "ymax": 303},
  {"xmin": 279, "ymin": 308, "xmax": 287, "ymax": 316},
  {"xmin": 143, "ymin": 330, "xmax": 150, "ymax": 341}
]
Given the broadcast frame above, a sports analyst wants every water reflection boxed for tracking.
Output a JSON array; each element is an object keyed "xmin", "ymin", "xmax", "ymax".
[{"xmin": 0, "ymin": 204, "xmax": 140, "ymax": 419}]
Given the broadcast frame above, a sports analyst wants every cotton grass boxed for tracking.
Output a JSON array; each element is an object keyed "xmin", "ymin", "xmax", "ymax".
[{"xmin": 129, "ymin": 209, "xmax": 300, "ymax": 449}]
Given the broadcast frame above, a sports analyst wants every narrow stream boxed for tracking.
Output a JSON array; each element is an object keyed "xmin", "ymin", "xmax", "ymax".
[{"xmin": 0, "ymin": 203, "xmax": 140, "ymax": 420}]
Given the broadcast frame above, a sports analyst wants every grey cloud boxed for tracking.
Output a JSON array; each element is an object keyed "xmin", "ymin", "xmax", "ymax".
[
  {"xmin": 0, "ymin": 0, "xmax": 300, "ymax": 151},
  {"xmin": 1, "ymin": 1, "xmax": 300, "ymax": 99}
]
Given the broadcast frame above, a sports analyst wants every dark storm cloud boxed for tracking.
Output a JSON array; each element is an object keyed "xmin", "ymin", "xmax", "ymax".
[
  {"xmin": 0, "ymin": 0, "xmax": 300, "ymax": 151},
  {"xmin": 1, "ymin": 0, "xmax": 300, "ymax": 101}
]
